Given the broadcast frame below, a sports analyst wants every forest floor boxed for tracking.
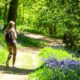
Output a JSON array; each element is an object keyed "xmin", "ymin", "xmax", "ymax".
[{"xmin": 0, "ymin": 32, "xmax": 64, "ymax": 80}]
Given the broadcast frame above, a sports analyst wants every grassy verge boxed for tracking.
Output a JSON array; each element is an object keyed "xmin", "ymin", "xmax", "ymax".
[
  {"xmin": 0, "ymin": 30, "xmax": 8, "ymax": 64},
  {"xmin": 39, "ymin": 47, "xmax": 73, "ymax": 60},
  {"xmin": 29, "ymin": 47, "xmax": 80, "ymax": 80},
  {"xmin": 0, "ymin": 48, "xmax": 8, "ymax": 64}
]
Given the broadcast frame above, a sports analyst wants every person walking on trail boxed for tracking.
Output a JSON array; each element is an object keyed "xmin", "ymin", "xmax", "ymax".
[{"xmin": 4, "ymin": 21, "xmax": 17, "ymax": 67}]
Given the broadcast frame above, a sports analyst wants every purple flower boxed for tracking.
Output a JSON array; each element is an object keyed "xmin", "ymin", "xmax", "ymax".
[
  {"xmin": 61, "ymin": 61, "xmax": 65, "ymax": 65},
  {"xmin": 42, "ymin": 57, "xmax": 80, "ymax": 70}
]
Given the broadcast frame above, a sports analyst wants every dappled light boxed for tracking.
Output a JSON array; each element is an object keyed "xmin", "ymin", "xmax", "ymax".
[
  {"xmin": 17, "ymin": 33, "xmax": 48, "ymax": 48},
  {"xmin": 24, "ymin": 33, "xmax": 44, "ymax": 39},
  {"xmin": 0, "ymin": 0, "xmax": 80, "ymax": 80}
]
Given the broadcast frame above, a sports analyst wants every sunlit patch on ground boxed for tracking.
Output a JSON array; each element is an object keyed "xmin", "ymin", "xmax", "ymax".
[{"xmin": 24, "ymin": 33, "xmax": 44, "ymax": 39}]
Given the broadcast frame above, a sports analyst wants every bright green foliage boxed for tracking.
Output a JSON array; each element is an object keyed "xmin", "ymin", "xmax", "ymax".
[
  {"xmin": 0, "ymin": 1, "xmax": 4, "ymax": 20},
  {"xmin": 0, "ymin": 48, "xmax": 8, "ymax": 64},
  {"xmin": 0, "ymin": 31, "xmax": 7, "ymax": 48},
  {"xmin": 29, "ymin": 66, "xmax": 80, "ymax": 80},
  {"xmin": 29, "ymin": 47, "xmax": 80, "ymax": 80},
  {"xmin": 16, "ymin": 0, "xmax": 80, "ymax": 48},
  {"xmin": 1, "ymin": 0, "xmax": 80, "ymax": 46},
  {"xmin": 0, "ymin": 0, "xmax": 10, "ymax": 20},
  {"xmin": 30, "ymin": 67, "xmax": 80, "ymax": 80},
  {"xmin": 29, "ymin": 67, "xmax": 52, "ymax": 80},
  {"xmin": 39, "ymin": 47, "xmax": 72, "ymax": 60},
  {"xmin": 0, "ymin": 31, "xmax": 7, "ymax": 64}
]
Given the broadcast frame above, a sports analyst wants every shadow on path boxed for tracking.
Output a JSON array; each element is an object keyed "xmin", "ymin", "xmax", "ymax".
[
  {"xmin": 17, "ymin": 33, "xmax": 48, "ymax": 48},
  {"xmin": 0, "ymin": 65, "xmax": 44, "ymax": 75}
]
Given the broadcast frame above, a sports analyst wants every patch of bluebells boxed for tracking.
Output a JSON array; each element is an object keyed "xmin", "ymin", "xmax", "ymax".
[
  {"xmin": 42, "ymin": 57, "xmax": 80, "ymax": 70},
  {"xmin": 30, "ymin": 57, "xmax": 80, "ymax": 80},
  {"xmin": 41, "ymin": 57, "xmax": 80, "ymax": 79}
]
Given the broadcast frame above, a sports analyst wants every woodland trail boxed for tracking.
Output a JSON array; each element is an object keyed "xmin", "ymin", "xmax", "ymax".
[
  {"xmin": 0, "ymin": 32, "xmax": 64, "ymax": 80},
  {"xmin": 0, "ymin": 46, "xmax": 39, "ymax": 80}
]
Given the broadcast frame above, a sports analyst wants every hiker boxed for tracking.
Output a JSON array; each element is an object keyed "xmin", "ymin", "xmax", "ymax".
[{"xmin": 3, "ymin": 21, "xmax": 17, "ymax": 67}]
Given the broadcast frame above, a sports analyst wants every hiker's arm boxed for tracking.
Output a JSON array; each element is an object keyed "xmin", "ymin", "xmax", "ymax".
[
  {"xmin": 12, "ymin": 31, "xmax": 17, "ymax": 43},
  {"xmin": 12, "ymin": 31, "xmax": 17, "ymax": 39}
]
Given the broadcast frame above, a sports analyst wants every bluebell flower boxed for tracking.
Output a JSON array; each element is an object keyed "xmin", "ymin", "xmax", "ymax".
[{"xmin": 42, "ymin": 57, "xmax": 80, "ymax": 71}]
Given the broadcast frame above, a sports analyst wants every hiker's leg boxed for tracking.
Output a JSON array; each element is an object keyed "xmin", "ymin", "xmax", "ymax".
[
  {"xmin": 12, "ymin": 44, "xmax": 17, "ymax": 67},
  {"xmin": 6, "ymin": 45, "xmax": 13, "ymax": 67}
]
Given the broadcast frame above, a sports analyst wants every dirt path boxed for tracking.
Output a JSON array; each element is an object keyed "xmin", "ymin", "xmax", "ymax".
[
  {"xmin": 0, "ymin": 47, "xmax": 40, "ymax": 80},
  {"xmin": 0, "ymin": 33, "xmax": 64, "ymax": 80}
]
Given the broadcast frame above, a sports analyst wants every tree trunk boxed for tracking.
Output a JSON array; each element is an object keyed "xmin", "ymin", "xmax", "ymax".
[
  {"xmin": 4, "ymin": 0, "xmax": 7, "ymax": 24},
  {"xmin": 8, "ymin": 0, "xmax": 18, "ymax": 23},
  {"xmin": 22, "ymin": 0, "xmax": 24, "ymax": 24},
  {"xmin": 2, "ymin": 0, "xmax": 8, "ymax": 31}
]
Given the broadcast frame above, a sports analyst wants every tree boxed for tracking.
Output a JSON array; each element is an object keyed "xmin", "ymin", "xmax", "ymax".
[
  {"xmin": 8, "ymin": 0, "xmax": 18, "ymax": 23},
  {"xmin": 4, "ymin": 0, "xmax": 8, "ymax": 24}
]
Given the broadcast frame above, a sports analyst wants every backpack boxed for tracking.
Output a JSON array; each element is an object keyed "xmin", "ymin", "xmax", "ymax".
[{"xmin": 5, "ymin": 31, "xmax": 13, "ymax": 44}]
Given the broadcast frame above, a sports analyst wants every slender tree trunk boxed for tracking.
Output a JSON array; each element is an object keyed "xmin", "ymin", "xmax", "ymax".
[
  {"xmin": 8, "ymin": 0, "xmax": 18, "ymax": 23},
  {"xmin": 22, "ymin": 0, "xmax": 24, "ymax": 24},
  {"xmin": 4, "ymin": 0, "xmax": 7, "ymax": 24},
  {"xmin": 2, "ymin": 0, "xmax": 8, "ymax": 30}
]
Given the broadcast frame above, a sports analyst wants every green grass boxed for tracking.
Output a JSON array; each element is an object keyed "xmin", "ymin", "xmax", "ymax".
[
  {"xmin": 29, "ymin": 65, "xmax": 80, "ymax": 80},
  {"xmin": 39, "ymin": 47, "xmax": 73, "ymax": 60},
  {"xmin": 29, "ymin": 47, "xmax": 80, "ymax": 80},
  {"xmin": 0, "ymin": 30, "xmax": 7, "ymax": 48},
  {"xmin": 0, "ymin": 30, "xmax": 8, "ymax": 64},
  {"xmin": 29, "ymin": 67, "xmax": 52, "ymax": 80},
  {"xmin": 0, "ymin": 48, "xmax": 8, "ymax": 64}
]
